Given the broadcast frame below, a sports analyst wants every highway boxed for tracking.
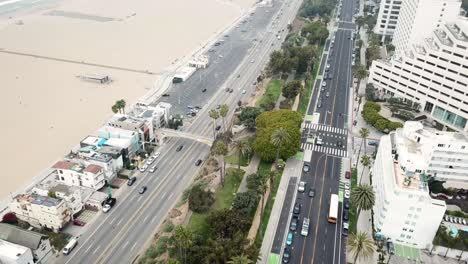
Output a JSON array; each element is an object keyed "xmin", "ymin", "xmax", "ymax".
[
  {"xmin": 270, "ymin": 0, "xmax": 357, "ymax": 262},
  {"xmin": 58, "ymin": 0, "xmax": 302, "ymax": 263}
]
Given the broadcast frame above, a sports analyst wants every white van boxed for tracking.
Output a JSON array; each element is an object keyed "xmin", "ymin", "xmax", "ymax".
[
  {"xmin": 62, "ymin": 238, "xmax": 77, "ymax": 255},
  {"xmin": 301, "ymin": 218, "xmax": 310, "ymax": 236}
]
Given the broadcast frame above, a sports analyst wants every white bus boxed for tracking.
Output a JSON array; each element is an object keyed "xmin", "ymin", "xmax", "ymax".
[{"xmin": 328, "ymin": 194, "xmax": 339, "ymax": 223}]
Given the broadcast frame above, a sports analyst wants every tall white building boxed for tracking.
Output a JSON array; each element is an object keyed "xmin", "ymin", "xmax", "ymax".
[
  {"xmin": 51, "ymin": 161, "xmax": 105, "ymax": 190},
  {"xmin": 369, "ymin": 17, "xmax": 468, "ymax": 131},
  {"xmin": 374, "ymin": 0, "xmax": 402, "ymax": 36},
  {"xmin": 392, "ymin": 0, "xmax": 461, "ymax": 55},
  {"xmin": 372, "ymin": 122, "xmax": 447, "ymax": 249}
]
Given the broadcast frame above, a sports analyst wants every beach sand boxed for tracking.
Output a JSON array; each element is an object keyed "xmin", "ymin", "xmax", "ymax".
[{"xmin": 0, "ymin": 0, "xmax": 256, "ymax": 200}]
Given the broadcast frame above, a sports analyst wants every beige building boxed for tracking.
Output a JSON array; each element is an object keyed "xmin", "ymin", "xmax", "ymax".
[{"xmin": 9, "ymin": 194, "xmax": 71, "ymax": 232}]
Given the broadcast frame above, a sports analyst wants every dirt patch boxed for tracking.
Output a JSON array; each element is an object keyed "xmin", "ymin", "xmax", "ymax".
[{"xmin": 247, "ymin": 78, "xmax": 269, "ymax": 107}]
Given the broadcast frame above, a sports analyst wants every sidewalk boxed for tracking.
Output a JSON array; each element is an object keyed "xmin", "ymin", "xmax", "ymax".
[
  {"xmin": 237, "ymin": 154, "xmax": 261, "ymax": 193},
  {"xmin": 258, "ymin": 157, "xmax": 302, "ymax": 263}
]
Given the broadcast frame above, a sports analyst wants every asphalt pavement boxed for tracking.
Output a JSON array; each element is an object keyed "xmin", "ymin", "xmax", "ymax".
[
  {"xmin": 272, "ymin": 0, "xmax": 357, "ymax": 262},
  {"xmin": 57, "ymin": 0, "xmax": 304, "ymax": 263}
]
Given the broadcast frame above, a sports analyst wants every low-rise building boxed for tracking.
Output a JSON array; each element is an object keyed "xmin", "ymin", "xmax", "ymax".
[
  {"xmin": 0, "ymin": 223, "xmax": 53, "ymax": 264},
  {"xmin": 51, "ymin": 161, "xmax": 105, "ymax": 190},
  {"xmin": 94, "ymin": 126, "xmax": 141, "ymax": 161},
  {"xmin": 9, "ymin": 194, "xmax": 71, "ymax": 232},
  {"xmin": 372, "ymin": 122, "xmax": 447, "ymax": 248},
  {"xmin": 32, "ymin": 181, "xmax": 86, "ymax": 216},
  {"xmin": 0, "ymin": 240, "xmax": 34, "ymax": 264},
  {"xmin": 107, "ymin": 114, "xmax": 154, "ymax": 143}
]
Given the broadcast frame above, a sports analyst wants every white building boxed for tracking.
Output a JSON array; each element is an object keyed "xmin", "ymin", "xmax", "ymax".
[
  {"xmin": 368, "ymin": 17, "xmax": 468, "ymax": 131},
  {"xmin": 392, "ymin": 0, "xmax": 461, "ymax": 55},
  {"xmin": 0, "ymin": 240, "xmax": 34, "ymax": 264},
  {"xmin": 9, "ymin": 194, "xmax": 71, "ymax": 232},
  {"xmin": 372, "ymin": 122, "xmax": 447, "ymax": 249},
  {"xmin": 134, "ymin": 102, "xmax": 172, "ymax": 130},
  {"xmin": 188, "ymin": 55, "xmax": 209, "ymax": 69},
  {"xmin": 374, "ymin": 0, "xmax": 402, "ymax": 36},
  {"xmin": 51, "ymin": 161, "xmax": 105, "ymax": 190},
  {"xmin": 32, "ymin": 182, "xmax": 85, "ymax": 216},
  {"xmin": 0, "ymin": 223, "xmax": 53, "ymax": 264}
]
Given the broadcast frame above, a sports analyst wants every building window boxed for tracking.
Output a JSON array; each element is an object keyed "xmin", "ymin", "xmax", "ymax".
[{"xmin": 438, "ymin": 144, "xmax": 445, "ymax": 147}]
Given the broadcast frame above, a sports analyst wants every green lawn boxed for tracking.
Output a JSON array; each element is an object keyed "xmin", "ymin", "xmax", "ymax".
[
  {"xmin": 187, "ymin": 168, "xmax": 245, "ymax": 234},
  {"xmin": 349, "ymin": 168, "xmax": 358, "ymax": 234},
  {"xmin": 225, "ymin": 152, "xmax": 250, "ymax": 167},
  {"xmin": 256, "ymin": 79, "xmax": 283, "ymax": 110},
  {"xmin": 298, "ymin": 45, "xmax": 324, "ymax": 116},
  {"xmin": 258, "ymin": 160, "xmax": 273, "ymax": 178}
]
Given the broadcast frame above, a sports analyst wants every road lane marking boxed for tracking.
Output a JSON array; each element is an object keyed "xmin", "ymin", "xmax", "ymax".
[
  {"xmin": 131, "ymin": 243, "xmax": 137, "ymax": 251},
  {"xmin": 117, "ymin": 219, "xmax": 123, "ymax": 226},
  {"xmin": 137, "ymin": 196, "xmax": 143, "ymax": 202},
  {"xmin": 109, "ymin": 218, "xmax": 116, "ymax": 225},
  {"xmin": 92, "ymin": 245, "xmax": 101, "ymax": 255},
  {"xmin": 85, "ymin": 244, "xmax": 93, "ymax": 253},
  {"xmin": 143, "ymin": 215, "xmax": 150, "ymax": 223}
]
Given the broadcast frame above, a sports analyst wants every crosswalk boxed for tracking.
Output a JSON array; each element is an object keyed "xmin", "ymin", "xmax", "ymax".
[
  {"xmin": 301, "ymin": 143, "xmax": 348, "ymax": 157},
  {"xmin": 303, "ymin": 123, "xmax": 348, "ymax": 135}
]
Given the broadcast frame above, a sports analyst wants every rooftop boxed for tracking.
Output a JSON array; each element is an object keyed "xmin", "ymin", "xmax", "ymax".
[
  {"xmin": 84, "ymin": 164, "xmax": 102, "ymax": 174},
  {"xmin": 52, "ymin": 160, "xmax": 84, "ymax": 173},
  {"xmin": 108, "ymin": 114, "xmax": 145, "ymax": 127},
  {"xmin": 446, "ymin": 23, "xmax": 468, "ymax": 42},
  {"xmin": 0, "ymin": 240, "xmax": 30, "ymax": 261},
  {"xmin": 0, "ymin": 223, "xmax": 46, "ymax": 250},
  {"xmin": 14, "ymin": 193, "xmax": 62, "ymax": 207},
  {"xmin": 392, "ymin": 159, "xmax": 428, "ymax": 192}
]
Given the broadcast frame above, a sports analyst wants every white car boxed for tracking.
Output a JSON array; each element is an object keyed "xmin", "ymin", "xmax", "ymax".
[
  {"xmin": 102, "ymin": 204, "xmax": 111, "ymax": 213},
  {"xmin": 326, "ymin": 64, "xmax": 330, "ymax": 69},
  {"xmin": 149, "ymin": 166, "xmax": 157, "ymax": 173},
  {"xmin": 298, "ymin": 181, "xmax": 306, "ymax": 192},
  {"xmin": 322, "ymin": 82, "xmax": 327, "ymax": 87},
  {"xmin": 146, "ymin": 158, "xmax": 154, "ymax": 165},
  {"xmin": 344, "ymin": 182, "xmax": 351, "ymax": 190},
  {"xmin": 139, "ymin": 165, "xmax": 147, "ymax": 173},
  {"xmin": 152, "ymin": 152, "xmax": 160, "ymax": 159},
  {"xmin": 344, "ymin": 189, "xmax": 351, "ymax": 199},
  {"xmin": 241, "ymin": 89, "xmax": 246, "ymax": 94}
]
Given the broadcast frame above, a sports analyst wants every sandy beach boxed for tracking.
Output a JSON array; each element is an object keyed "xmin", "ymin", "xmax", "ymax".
[{"xmin": 0, "ymin": 0, "xmax": 256, "ymax": 200}]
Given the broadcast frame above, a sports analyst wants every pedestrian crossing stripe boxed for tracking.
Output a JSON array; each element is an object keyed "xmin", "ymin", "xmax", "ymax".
[
  {"xmin": 300, "ymin": 143, "xmax": 348, "ymax": 157},
  {"xmin": 303, "ymin": 123, "xmax": 348, "ymax": 135}
]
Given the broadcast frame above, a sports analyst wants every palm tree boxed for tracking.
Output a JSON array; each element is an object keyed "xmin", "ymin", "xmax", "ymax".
[
  {"xmin": 258, "ymin": 176, "xmax": 268, "ymax": 238},
  {"xmin": 111, "ymin": 104, "xmax": 119, "ymax": 114},
  {"xmin": 174, "ymin": 226, "xmax": 193, "ymax": 264},
  {"xmin": 360, "ymin": 155, "xmax": 371, "ymax": 184},
  {"xmin": 359, "ymin": 128, "xmax": 370, "ymax": 154},
  {"xmin": 445, "ymin": 237, "xmax": 459, "ymax": 258},
  {"xmin": 213, "ymin": 141, "xmax": 228, "ymax": 186},
  {"xmin": 347, "ymin": 231, "xmax": 375, "ymax": 264},
  {"xmin": 268, "ymin": 171, "xmax": 276, "ymax": 192},
  {"xmin": 116, "ymin": 99, "xmax": 126, "ymax": 114},
  {"xmin": 350, "ymin": 184, "xmax": 375, "ymax": 221},
  {"xmin": 228, "ymin": 254, "xmax": 253, "ymax": 264},
  {"xmin": 209, "ymin": 109, "xmax": 220, "ymax": 140},
  {"xmin": 271, "ymin": 128, "xmax": 290, "ymax": 165},
  {"xmin": 219, "ymin": 104, "xmax": 229, "ymax": 133},
  {"xmin": 354, "ymin": 66, "xmax": 367, "ymax": 86},
  {"xmin": 430, "ymin": 236, "xmax": 440, "ymax": 255},
  {"xmin": 355, "ymin": 16, "xmax": 366, "ymax": 29},
  {"xmin": 233, "ymin": 140, "xmax": 251, "ymax": 171}
]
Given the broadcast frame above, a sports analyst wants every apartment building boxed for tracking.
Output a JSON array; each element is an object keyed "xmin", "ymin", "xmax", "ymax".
[
  {"xmin": 372, "ymin": 122, "xmax": 447, "ymax": 248},
  {"xmin": 392, "ymin": 0, "xmax": 461, "ymax": 55},
  {"xmin": 374, "ymin": 0, "xmax": 402, "ymax": 36},
  {"xmin": 9, "ymin": 194, "xmax": 71, "ymax": 232},
  {"xmin": 369, "ymin": 18, "xmax": 468, "ymax": 131},
  {"xmin": 51, "ymin": 161, "xmax": 105, "ymax": 190},
  {"xmin": 32, "ymin": 182, "xmax": 85, "ymax": 216},
  {"xmin": 107, "ymin": 114, "xmax": 154, "ymax": 143}
]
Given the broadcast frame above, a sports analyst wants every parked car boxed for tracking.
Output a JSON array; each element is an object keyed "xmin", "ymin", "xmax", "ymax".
[
  {"xmin": 290, "ymin": 216, "xmax": 299, "ymax": 231},
  {"xmin": 127, "ymin": 177, "xmax": 137, "ymax": 186},
  {"xmin": 139, "ymin": 186, "xmax": 147, "ymax": 194},
  {"xmin": 298, "ymin": 181, "xmax": 306, "ymax": 192},
  {"xmin": 215, "ymin": 125, "xmax": 221, "ymax": 131},
  {"xmin": 202, "ymin": 88, "xmax": 207, "ymax": 92},
  {"xmin": 387, "ymin": 241, "xmax": 395, "ymax": 255},
  {"xmin": 344, "ymin": 189, "xmax": 350, "ymax": 199},
  {"xmin": 149, "ymin": 166, "xmax": 157, "ymax": 173},
  {"xmin": 368, "ymin": 141, "xmax": 378, "ymax": 146},
  {"xmin": 195, "ymin": 159, "xmax": 202, "ymax": 166},
  {"xmin": 344, "ymin": 182, "xmax": 351, "ymax": 190},
  {"xmin": 303, "ymin": 164, "xmax": 310, "ymax": 172},
  {"xmin": 308, "ymin": 188, "xmax": 316, "ymax": 198},
  {"xmin": 176, "ymin": 145, "xmax": 184, "ymax": 152},
  {"xmin": 139, "ymin": 165, "xmax": 147, "ymax": 173},
  {"xmin": 463, "ymin": 219, "xmax": 467, "ymax": 225},
  {"xmin": 345, "ymin": 171, "xmax": 351, "ymax": 179},
  {"xmin": 344, "ymin": 199, "xmax": 350, "ymax": 209},
  {"xmin": 293, "ymin": 202, "xmax": 301, "ymax": 214},
  {"xmin": 343, "ymin": 222, "xmax": 349, "ymax": 236},
  {"xmin": 162, "ymin": 93, "xmax": 170, "ymax": 97},
  {"xmin": 286, "ymin": 232, "xmax": 293, "ymax": 246},
  {"xmin": 73, "ymin": 220, "xmax": 86, "ymax": 226},
  {"xmin": 282, "ymin": 247, "xmax": 291, "ymax": 263},
  {"xmin": 343, "ymin": 210, "xmax": 349, "ymax": 221}
]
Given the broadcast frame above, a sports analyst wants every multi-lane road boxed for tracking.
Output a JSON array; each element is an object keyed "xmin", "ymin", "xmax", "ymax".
[
  {"xmin": 59, "ymin": 0, "xmax": 303, "ymax": 263},
  {"xmin": 270, "ymin": 0, "xmax": 358, "ymax": 262}
]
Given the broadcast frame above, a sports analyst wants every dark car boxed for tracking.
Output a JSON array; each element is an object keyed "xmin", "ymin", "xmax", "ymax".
[
  {"xmin": 303, "ymin": 164, "xmax": 310, "ymax": 172},
  {"xmin": 215, "ymin": 125, "xmax": 221, "ymax": 131},
  {"xmin": 368, "ymin": 141, "xmax": 378, "ymax": 146},
  {"xmin": 195, "ymin": 159, "xmax": 202, "ymax": 166},
  {"xmin": 162, "ymin": 93, "xmax": 170, "ymax": 97},
  {"xmin": 202, "ymin": 88, "xmax": 207, "ymax": 92},
  {"xmin": 282, "ymin": 247, "xmax": 291, "ymax": 263},
  {"xmin": 344, "ymin": 199, "xmax": 350, "ymax": 209},
  {"xmin": 293, "ymin": 202, "xmax": 301, "ymax": 214},
  {"xmin": 308, "ymin": 188, "xmax": 316, "ymax": 198},
  {"xmin": 127, "ymin": 177, "xmax": 137, "ymax": 186},
  {"xmin": 139, "ymin": 186, "xmax": 147, "ymax": 194},
  {"xmin": 73, "ymin": 220, "xmax": 86, "ymax": 226},
  {"xmin": 343, "ymin": 210, "xmax": 349, "ymax": 221},
  {"xmin": 176, "ymin": 145, "xmax": 184, "ymax": 152},
  {"xmin": 105, "ymin": 197, "xmax": 116, "ymax": 207},
  {"xmin": 337, "ymin": 140, "xmax": 343, "ymax": 147},
  {"xmin": 345, "ymin": 171, "xmax": 351, "ymax": 179},
  {"xmin": 290, "ymin": 216, "xmax": 299, "ymax": 231}
]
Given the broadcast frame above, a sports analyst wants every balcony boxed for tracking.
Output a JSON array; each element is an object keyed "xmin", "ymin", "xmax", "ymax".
[
  {"xmin": 446, "ymin": 23, "xmax": 468, "ymax": 42},
  {"xmin": 434, "ymin": 29, "xmax": 453, "ymax": 47}
]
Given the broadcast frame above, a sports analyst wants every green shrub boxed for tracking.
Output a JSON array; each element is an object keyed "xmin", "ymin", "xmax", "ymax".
[
  {"xmin": 188, "ymin": 185, "xmax": 215, "ymax": 213},
  {"xmin": 163, "ymin": 222, "xmax": 174, "ymax": 233}
]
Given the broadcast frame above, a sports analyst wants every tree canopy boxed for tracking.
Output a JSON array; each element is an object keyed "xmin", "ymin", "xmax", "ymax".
[
  {"xmin": 253, "ymin": 110, "xmax": 302, "ymax": 162},
  {"xmin": 239, "ymin": 107, "xmax": 263, "ymax": 130},
  {"xmin": 282, "ymin": 80, "xmax": 303, "ymax": 100}
]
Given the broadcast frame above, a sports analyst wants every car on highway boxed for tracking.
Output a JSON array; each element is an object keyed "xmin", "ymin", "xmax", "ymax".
[
  {"xmin": 344, "ymin": 182, "xmax": 351, "ymax": 190},
  {"xmin": 343, "ymin": 222, "xmax": 349, "ymax": 236},
  {"xmin": 317, "ymin": 102, "xmax": 322, "ymax": 108},
  {"xmin": 195, "ymin": 159, "xmax": 202, "ymax": 166},
  {"xmin": 176, "ymin": 145, "xmax": 184, "ymax": 152},
  {"xmin": 303, "ymin": 164, "xmax": 310, "ymax": 172},
  {"xmin": 250, "ymin": 60, "xmax": 255, "ymax": 63},
  {"xmin": 293, "ymin": 202, "xmax": 301, "ymax": 214},
  {"xmin": 326, "ymin": 63, "xmax": 330, "ymax": 69},
  {"xmin": 315, "ymin": 136, "xmax": 323, "ymax": 145},
  {"xmin": 322, "ymin": 81, "xmax": 327, "ymax": 87},
  {"xmin": 308, "ymin": 188, "xmax": 316, "ymax": 198},
  {"xmin": 301, "ymin": 218, "xmax": 310, "ymax": 236},
  {"xmin": 282, "ymin": 247, "xmax": 291, "ymax": 263},
  {"xmin": 337, "ymin": 140, "xmax": 343, "ymax": 147},
  {"xmin": 202, "ymin": 88, "xmax": 207, "ymax": 92},
  {"xmin": 216, "ymin": 104, "xmax": 221, "ymax": 109},
  {"xmin": 343, "ymin": 210, "xmax": 349, "ymax": 221},
  {"xmin": 290, "ymin": 216, "xmax": 299, "ymax": 231},
  {"xmin": 215, "ymin": 125, "xmax": 221, "ymax": 131},
  {"xmin": 286, "ymin": 233, "xmax": 293, "ymax": 246},
  {"xmin": 326, "ymin": 92, "xmax": 330, "ymax": 97},
  {"xmin": 344, "ymin": 199, "xmax": 350, "ymax": 209},
  {"xmin": 139, "ymin": 186, "xmax": 147, "ymax": 194},
  {"xmin": 344, "ymin": 189, "xmax": 351, "ymax": 199},
  {"xmin": 298, "ymin": 181, "xmax": 306, "ymax": 192},
  {"xmin": 139, "ymin": 165, "xmax": 147, "ymax": 173},
  {"xmin": 241, "ymin": 89, "xmax": 246, "ymax": 94},
  {"xmin": 162, "ymin": 93, "xmax": 170, "ymax": 97},
  {"xmin": 149, "ymin": 166, "xmax": 157, "ymax": 173},
  {"xmin": 127, "ymin": 177, "xmax": 137, "ymax": 186}
]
